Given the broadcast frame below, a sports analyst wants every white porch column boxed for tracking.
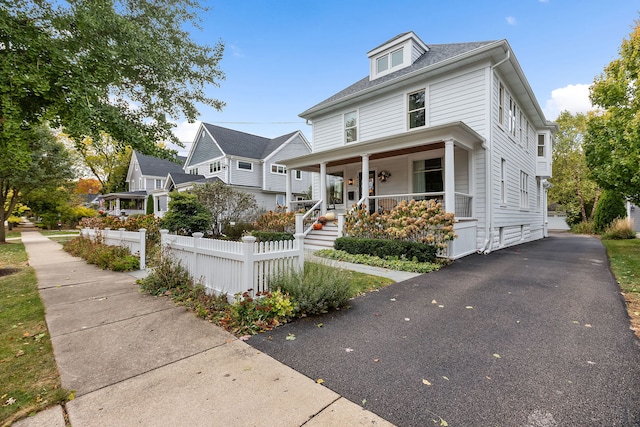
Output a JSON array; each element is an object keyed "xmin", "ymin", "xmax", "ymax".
[
  {"xmin": 115, "ymin": 198, "xmax": 121, "ymax": 216},
  {"xmin": 361, "ymin": 153, "xmax": 369, "ymax": 206},
  {"xmin": 319, "ymin": 162, "xmax": 327, "ymax": 215},
  {"xmin": 285, "ymin": 169, "xmax": 292, "ymax": 211},
  {"xmin": 444, "ymin": 139, "xmax": 455, "ymax": 215}
]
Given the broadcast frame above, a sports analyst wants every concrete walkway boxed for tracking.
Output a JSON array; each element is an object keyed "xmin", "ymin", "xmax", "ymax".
[{"xmin": 15, "ymin": 231, "xmax": 394, "ymax": 427}]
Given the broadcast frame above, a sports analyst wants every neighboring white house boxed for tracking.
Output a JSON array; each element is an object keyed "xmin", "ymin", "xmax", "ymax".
[
  {"xmin": 281, "ymin": 32, "xmax": 557, "ymax": 258},
  {"xmin": 100, "ymin": 124, "xmax": 313, "ymax": 217},
  {"xmin": 100, "ymin": 151, "xmax": 186, "ymax": 216}
]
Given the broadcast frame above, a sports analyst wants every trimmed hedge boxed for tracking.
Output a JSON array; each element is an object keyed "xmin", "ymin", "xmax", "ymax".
[
  {"xmin": 334, "ymin": 237, "xmax": 437, "ymax": 263},
  {"xmin": 251, "ymin": 231, "xmax": 294, "ymax": 242}
]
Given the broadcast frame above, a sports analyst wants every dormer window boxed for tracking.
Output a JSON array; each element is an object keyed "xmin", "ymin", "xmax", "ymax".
[{"xmin": 376, "ymin": 47, "xmax": 404, "ymax": 74}]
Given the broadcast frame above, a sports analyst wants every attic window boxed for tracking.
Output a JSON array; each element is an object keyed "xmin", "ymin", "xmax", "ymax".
[{"xmin": 376, "ymin": 47, "xmax": 404, "ymax": 74}]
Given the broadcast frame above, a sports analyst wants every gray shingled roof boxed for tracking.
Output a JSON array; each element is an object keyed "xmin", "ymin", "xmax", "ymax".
[
  {"xmin": 135, "ymin": 151, "xmax": 186, "ymax": 176},
  {"xmin": 301, "ymin": 41, "xmax": 497, "ymax": 116},
  {"xmin": 201, "ymin": 123, "xmax": 297, "ymax": 160}
]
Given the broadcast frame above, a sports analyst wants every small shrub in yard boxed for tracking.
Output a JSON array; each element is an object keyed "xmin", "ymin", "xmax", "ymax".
[
  {"xmin": 251, "ymin": 231, "xmax": 294, "ymax": 242},
  {"xmin": 269, "ymin": 262, "xmax": 353, "ymax": 316},
  {"xmin": 334, "ymin": 237, "xmax": 437, "ymax": 263},
  {"xmin": 571, "ymin": 221, "xmax": 596, "ymax": 235},
  {"xmin": 316, "ymin": 249, "xmax": 442, "ymax": 274},
  {"xmin": 63, "ymin": 237, "xmax": 139, "ymax": 271},
  {"xmin": 602, "ymin": 218, "xmax": 636, "ymax": 240},
  {"xmin": 230, "ymin": 289, "xmax": 295, "ymax": 335}
]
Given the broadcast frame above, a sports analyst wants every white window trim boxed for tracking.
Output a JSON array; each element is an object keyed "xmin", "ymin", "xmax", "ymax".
[
  {"xmin": 500, "ymin": 158, "xmax": 507, "ymax": 205},
  {"xmin": 374, "ymin": 47, "xmax": 405, "ymax": 78},
  {"xmin": 344, "ymin": 110, "xmax": 358, "ymax": 144},
  {"xmin": 155, "ymin": 179, "xmax": 162, "ymax": 189},
  {"xmin": 520, "ymin": 171, "xmax": 529, "ymax": 209},
  {"xmin": 537, "ymin": 134, "xmax": 546, "ymax": 157},
  {"xmin": 498, "ymin": 83, "xmax": 505, "ymax": 126},
  {"xmin": 407, "ymin": 88, "xmax": 427, "ymax": 130},
  {"xmin": 275, "ymin": 194, "xmax": 286, "ymax": 207},
  {"xmin": 237, "ymin": 161, "xmax": 253, "ymax": 171},
  {"xmin": 294, "ymin": 170, "xmax": 302, "ymax": 180},
  {"xmin": 270, "ymin": 163, "xmax": 286, "ymax": 175}
]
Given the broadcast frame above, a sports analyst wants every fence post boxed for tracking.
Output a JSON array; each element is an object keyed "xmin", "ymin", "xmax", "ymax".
[
  {"xmin": 337, "ymin": 213, "xmax": 345, "ymax": 237},
  {"xmin": 294, "ymin": 233, "xmax": 305, "ymax": 272},
  {"xmin": 118, "ymin": 228, "xmax": 125, "ymax": 247},
  {"xmin": 138, "ymin": 228, "xmax": 146, "ymax": 270},
  {"xmin": 160, "ymin": 230, "xmax": 169, "ymax": 262},
  {"xmin": 241, "ymin": 235, "xmax": 257, "ymax": 293},
  {"xmin": 192, "ymin": 232, "xmax": 203, "ymax": 281},
  {"xmin": 295, "ymin": 213, "xmax": 304, "ymax": 234}
]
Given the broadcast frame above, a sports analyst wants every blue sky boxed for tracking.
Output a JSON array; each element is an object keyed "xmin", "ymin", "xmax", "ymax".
[{"xmin": 170, "ymin": 0, "xmax": 639, "ymax": 151}]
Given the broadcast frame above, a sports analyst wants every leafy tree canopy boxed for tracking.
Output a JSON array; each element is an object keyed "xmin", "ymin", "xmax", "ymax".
[
  {"xmin": 0, "ymin": 0, "xmax": 225, "ymax": 156},
  {"xmin": 548, "ymin": 111, "xmax": 600, "ymax": 224},
  {"xmin": 584, "ymin": 20, "xmax": 640, "ymax": 203},
  {"xmin": 191, "ymin": 181, "xmax": 258, "ymax": 236}
]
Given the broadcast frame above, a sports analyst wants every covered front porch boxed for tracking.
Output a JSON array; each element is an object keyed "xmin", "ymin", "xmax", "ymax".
[
  {"xmin": 282, "ymin": 122, "xmax": 486, "ymax": 259},
  {"xmin": 98, "ymin": 191, "xmax": 148, "ymax": 217}
]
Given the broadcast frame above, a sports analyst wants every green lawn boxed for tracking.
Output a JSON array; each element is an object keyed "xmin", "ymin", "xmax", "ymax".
[
  {"xmin": 0, "ymin": 242, "xmax": 69, "ymax": 425},
  {"xmin": 602, "ymin": 239, "xmax": 640, "ymax": 336}
]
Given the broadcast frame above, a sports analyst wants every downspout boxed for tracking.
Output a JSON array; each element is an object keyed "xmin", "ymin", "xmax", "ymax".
[{"xmin": 480, "ymin": 48, "xmax": 510, "ymax": 254}]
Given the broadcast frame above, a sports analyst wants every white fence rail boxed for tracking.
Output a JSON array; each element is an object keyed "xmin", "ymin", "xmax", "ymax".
[
  {"xmin": 81, "ymin": 228, "xmax": 147, "ymax": 269},
  {"xmin": 160, "ymin": 230, "xmax": 305, "ymax": 300}
]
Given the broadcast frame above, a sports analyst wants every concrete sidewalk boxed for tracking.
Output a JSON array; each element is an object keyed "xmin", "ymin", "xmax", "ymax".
[{"xmin": 15, "ymin": 231, "xmax": 394, "ymax": 427}]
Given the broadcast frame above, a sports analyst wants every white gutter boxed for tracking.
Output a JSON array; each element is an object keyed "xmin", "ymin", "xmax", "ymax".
[{"xmin": 480, "ymin": 48, "xmax": 510, "ymax": 255}]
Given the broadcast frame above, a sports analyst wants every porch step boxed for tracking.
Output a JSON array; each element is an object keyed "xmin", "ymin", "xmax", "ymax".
[{"xmin": 304, "ymin": 222, "xmax": 338, "ymax": 251}]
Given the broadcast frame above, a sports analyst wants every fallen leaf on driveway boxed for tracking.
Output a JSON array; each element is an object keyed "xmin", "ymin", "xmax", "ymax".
[
  {"xmin": 442, "ymin": 376, "xmax": 449, "ymax": 381},
  {"xmin": 585, "ymin": 324, "xmax": 592, "ymax": 328},
  {"xmin": 465, "ymin": 306, "xmax": 473, "ymax": 309},
  {"xmin": 345, "ymin": 348, "xmax": 354, "ymax": 353},
  {"xmin": 587, "ymin": 361, "xmax": 596, "ymax": 365},
  {"xmin": 238, "ymin": 335, "xmax": 251, "ymax": 341},
  {"xmin": 572, "ymin": 321, "xmax": 580, "ymax": 324},
  {"xmin": 316, "ymin": 378, "xmax": 324, "ymax": 384},
  {"xmin": 373, "ymin": 358, "xmax": 380, "ymax": 362},
  {"xmin": 431, "ymin": 299, "xmax": 438, "ymax": 304},
  {"xmin": 438, "ymin": 305, "xmax": 444, "ymax": 308},
  {"xmin": 404, "ymin": 318, "xmax": 410, "ymax": 321},
  {"xmin": 422, "ymin": 379, "xmax": 432, "ymax": 386},
  {"xmin": 286, "ymin": 333, "xmax": 296, "ymax": 341},
  {"xmin": 493, "ymin": 353, "xmax": 501, "ymax": 359},
  {"xmin": 390, "ymin": 298, "xmax": 397, "ymax": 301}
]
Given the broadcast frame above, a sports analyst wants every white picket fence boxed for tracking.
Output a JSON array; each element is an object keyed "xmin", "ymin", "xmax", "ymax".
[
  {"xmin": 160, "ymin": 230, "xmax": 305, "ymax": 300},
  {"xmin": 81, "ymin": 228, "xmax": 147, "ymax": 269}
]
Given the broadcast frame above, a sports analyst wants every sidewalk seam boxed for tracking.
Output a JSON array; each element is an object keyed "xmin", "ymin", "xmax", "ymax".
[{"xmin": 300, "ymin": 396, "xmax": 342, "ymax": 426}]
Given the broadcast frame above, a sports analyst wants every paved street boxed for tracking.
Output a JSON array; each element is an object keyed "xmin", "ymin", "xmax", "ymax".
[{"xmin": 249, "ymin": 233, "xmax": 640, "ymax": 426}]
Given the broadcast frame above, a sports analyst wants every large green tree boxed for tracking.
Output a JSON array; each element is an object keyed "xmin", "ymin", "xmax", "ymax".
[
  {"xmin": 548, "ymin": 111, "xmax": 600, "ymax": 225},
  {"xmin": 191, "ymin": 181, "xmax": 258, "ymax": 236},
  {"xmin": 1, "ymin": 0, "xmax": 225, "ymax": 156},
  {"xmin": 584, "ymin": 20, "xmax": 640, "ymax": 203},
  {"xmin": 0, "ymin": 126, "xmax": 75, "ymax": 242}
]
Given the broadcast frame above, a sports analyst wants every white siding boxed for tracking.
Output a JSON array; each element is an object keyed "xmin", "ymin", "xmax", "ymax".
[
  {"xmin": 231, "ymin": 160, "xmax": 261, "ymax": 187},
  {"xmin": 312, "ymin": 115, "xmax": 342, "ymax": 152},
  {"xmin": 430, "ymin": 68, "xmax": 487, "ymax": 135},
  {"xmin": 265, "ymin": 135, "xmax": 312, "ymax": 194},
  {"xmin": 359, "ymin": 94, "xmax": 405, "ymax": 141}
]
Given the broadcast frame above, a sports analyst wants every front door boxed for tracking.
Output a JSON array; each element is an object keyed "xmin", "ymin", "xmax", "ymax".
[{"xmin": 358, "ymin": 171, "xmax": 376, "ymax": 214}]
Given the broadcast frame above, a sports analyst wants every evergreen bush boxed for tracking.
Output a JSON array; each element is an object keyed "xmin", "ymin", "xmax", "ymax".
[{"xmin": 593, "ymin": 190, "xmax": 627, "ymax": 233}]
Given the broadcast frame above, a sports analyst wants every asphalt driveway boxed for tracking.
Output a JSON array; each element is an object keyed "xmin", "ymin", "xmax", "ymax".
[{"xmin": 248, "ymin": 232, "xmax": 640, "ymax": 426}]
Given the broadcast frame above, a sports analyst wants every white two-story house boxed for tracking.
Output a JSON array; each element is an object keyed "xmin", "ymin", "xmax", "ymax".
[{"xmin": 281, "ymin": 32, "xmax": 557, "ymax": 258}]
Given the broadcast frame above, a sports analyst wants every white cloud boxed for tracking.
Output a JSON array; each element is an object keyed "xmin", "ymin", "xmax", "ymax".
[
  {"xmin": 543, "ymin": 84, "xmax": 593, "ymax": 120},
  {"xmin": 172, "ymin": 120, "xmax": 201, "ymax": 143},
  {"xmin": 506, "ymin": 16, "xmax": 517, "ymax": 25}
]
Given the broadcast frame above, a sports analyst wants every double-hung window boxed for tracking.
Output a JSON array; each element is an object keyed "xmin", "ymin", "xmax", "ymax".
[
  {"xmin": 412, "ymin": 158, "xmax": 443, "ymax": 193},
  {"xmin": 537, "ymin": 135, "xmax": 546, "ymax": 157},
  {"xmin": 210, "ymin": 160, "xmax": 222, "ymax": 173},
  {"xmin": 344, "ymin": 111, "xmax": 358, "ymax": 143},
  {"xmin": 408, "ymin": 89, "xmax": 426, "ymax": 129}
]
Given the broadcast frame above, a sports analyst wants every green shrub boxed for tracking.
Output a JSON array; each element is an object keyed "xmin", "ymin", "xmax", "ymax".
[
  {"xmin": 230, "ymin": 289, "xmax": 295, "ymax": 335},
  {"xmin": 315, "ymin": 249, "xmax": 441, "ymax": 274},
  {"xmin": 593, "ymin": 190, "xmax": 627, "ymax": 233},
  {"xmin": 571, "ymin": 221, "xmax": 596, "ymax": 235},
  {"xmin": 63, "ymin": 237, "xmax": 139, "ymax": 271},
  {"xmin": 223, "ymin": 222, "xmax": 256, "ymax": 240},
  {"xmin": 334, "ymin": 236, "xmax": 437, "ymax": 263},
  {"xmin": 269, "ymin": 262, "xmax": 353, "ymax": 316},
  {"xmin": 602, "ymin": 218, "xmax": 636, "ymax": 240},
  {"xmin": 138, "ymin": 251, "xmax": 194, "ymax": 296},
  {"xmin": 251, "ymin": 231, "xmax": 294, "ymax": 242}
]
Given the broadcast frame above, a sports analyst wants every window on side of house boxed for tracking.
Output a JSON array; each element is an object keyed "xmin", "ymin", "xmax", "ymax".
[
  {"xmin": 155, "ymin": 179, "xmax": 162, "ymax": 189},
  {"xmin": 344, "ymin": 111, "xmax": 358, "ymax": 143},
  {"xmin": 294, "ymin": 170, "xmax": 302, "ymax": 180},
  {"xmin": 499, "ymin": 83, "xmax": 505, "ymax": 126},
  {"xmin": 408, "ymin": 89, "xmax": 426, "ymax": 129},
  {"xmin": 412, "ymin": 158, "xmax": 443, "ymax": 193},
  {"xmin": 537, "ymin": 134, "xmax": 546, "ymax": 157},
  {"xmin": 509, "ymin": 97, "xmax": 517, "ymax": 137},
  {"xmin": 271, "ymin": 164, "xmax": 286, "ymax": 175},
  {"xmin": 500, "ymin": 158, "xmax": 507, "ymax": 204},
  {"xmin": 237, "ymin": 161, "xmax": 253, "ymax": 171},
  {"xmin": 520, "ymin": 171, "xmax": 529, "ymax": 208},
  {"xmin": 276, "ymin": 194, "xmax": 286, "ymax": 207}
]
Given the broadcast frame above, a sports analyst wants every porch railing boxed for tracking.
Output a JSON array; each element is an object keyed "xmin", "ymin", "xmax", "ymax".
[
  {"xmin": 294, "ymin": 200, "xmax": 322, "ymax": 235},
  {"xmin": 356, "ymin": 192, "xmax": 473, "ymax": 218}
]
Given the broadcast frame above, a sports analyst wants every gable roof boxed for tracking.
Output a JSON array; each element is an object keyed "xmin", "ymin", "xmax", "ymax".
[
  {"xmin": 201, "ymin": 123, "xmax": 298, "ymax": 160},
  {"xmin": 135, "ymin": 151, "xmax": 186, "ymax": 177},
  {"xmin": 300, "ymin": 40, "xmax": 497, "ymax": 117}
]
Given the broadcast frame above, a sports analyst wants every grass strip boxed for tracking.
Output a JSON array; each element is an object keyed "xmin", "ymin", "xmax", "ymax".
[{"xmin": 602, "ymin": 239, "xmax": 640, "ymax": 338}]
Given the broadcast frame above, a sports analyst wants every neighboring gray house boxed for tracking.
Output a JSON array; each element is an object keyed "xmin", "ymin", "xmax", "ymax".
[
  {"xmin": 182, "ymin": 123, "xmax": 312, "ymax": 210},
  {"xmin": 100, "ymin": 151, "xmax": 185, "ymax": 216},
  {"xmin": 282, "ymin": 31, "xmax": 558, "ymax": 258}
]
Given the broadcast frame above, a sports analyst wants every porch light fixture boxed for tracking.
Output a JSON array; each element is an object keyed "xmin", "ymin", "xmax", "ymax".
[{"xmin": 347, "ymin": 178, "xmax": 354, "ymax": 186}]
